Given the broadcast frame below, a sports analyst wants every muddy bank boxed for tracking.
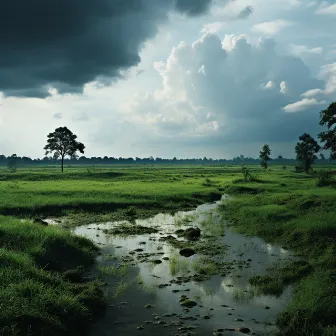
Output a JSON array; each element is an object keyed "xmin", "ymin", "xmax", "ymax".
[{"xmin": 73, "ymin": 197, "xmax": 295, "ymax": 336}]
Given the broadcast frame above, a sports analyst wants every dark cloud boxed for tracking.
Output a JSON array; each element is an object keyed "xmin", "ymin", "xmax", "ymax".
[
  {"xmin": 0, "ymin": 0, "xmax": 213, "ymax": 98},
  {"xmin": 174, "ymin": 0, "xmax": 212, "ymax": 15},
  {"xmin": 236, "ymin": 6, "xmax": 253, "ymax": 20}
]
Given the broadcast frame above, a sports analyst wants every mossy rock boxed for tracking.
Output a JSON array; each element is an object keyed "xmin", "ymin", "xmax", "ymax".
[
  {"xmin": 63, "ymin": 266, "xmax": 86, "ymax": 283},
  {"xmin": 183, "ymin": 227, "xmax": 201, "ymax": 241},
  {"xmin": 179, "ymin": 248, "xmax": 196, "ymax": 257},
  {"xmin": 180, "ymin": 299, "xmax": 197, "ymax": 308}
]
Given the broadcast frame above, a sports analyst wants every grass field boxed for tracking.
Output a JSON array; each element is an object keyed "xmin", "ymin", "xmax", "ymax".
[
  {"xmin": 0, "ymin": 164, "xmax": 335, "ymax": 335},
  {"xmin": 219, "ymin": 167, "xmax": 336, "ymax": 336},
  {"xmin": 0, "ymin": 166, "xmax": 227, "ymax": 220}
]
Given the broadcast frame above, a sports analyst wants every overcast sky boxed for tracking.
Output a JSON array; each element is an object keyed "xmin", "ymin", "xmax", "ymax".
[{"xmin": 0, "ymin": 0, "xmax": 335, "ymax": 159}]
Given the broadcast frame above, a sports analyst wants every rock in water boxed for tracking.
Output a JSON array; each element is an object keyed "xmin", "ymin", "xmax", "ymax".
[
  {"xmin": 180, "ymin": 299, "xmax": 197, "ymax": 308},
  {"xmin": 238, "ymin": 327, "xmax": 251, "ymax": 334},
  {"xmin": 152, "ymin": 260, "xmax": 162, "ymax": 265},
  {"xmin": 183, "ymin": 227, "xmax": 201, "ymax": 240},
  {"xmin": 179, "ymin": 248, "xmax": 196, "ymax": 257}
]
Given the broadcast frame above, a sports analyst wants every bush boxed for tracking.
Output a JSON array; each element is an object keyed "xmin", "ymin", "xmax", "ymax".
[
  {"xmin": 202, "ymin": 178, "xmax": 214, "ymax": 186},
  {"xmin": 316, "ymin": 170, "xmax": 333, "ymax": 187},
  {"xmin": 294, "ymin": 165, "xmax": 304, "ymax": 173},
  {"xmin": 125, "ymin": 206, "xmax": 137, "ymax": 217},
  {"xmin": 241, "ymin": 166, "xmax": 251, "ymax": 182}
]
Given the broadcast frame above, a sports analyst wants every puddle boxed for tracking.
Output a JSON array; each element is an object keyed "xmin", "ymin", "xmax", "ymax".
[
  {"xmin": 73, "ymin": 197, "xmax": 294, "ymax": 336},
  {"xmin": 43, "ymin": 218, "xmax": 65, "ymax": 225}
]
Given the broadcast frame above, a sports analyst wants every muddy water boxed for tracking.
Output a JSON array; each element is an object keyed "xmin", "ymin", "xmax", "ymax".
[{"xmin": 73, "ymin": 198, "xmax": 294, "ymax": 336}]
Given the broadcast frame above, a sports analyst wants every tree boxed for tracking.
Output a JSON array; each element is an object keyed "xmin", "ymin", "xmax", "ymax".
[
  {"xmin": 295, "ymin": 133, "xmax": 320, "ymax": 173},
  {"xmin": 259, "ymin": 144, "xmax": 271, "ymax": 169},
  {"xmin": 44, "ymin": 127, "xmax": 85, "ymax": 172},
  {"xmin": 318, "ymin": 102, "xmax": 336, "ymax": 160},
  {"xmin": 319, "ymin": 153, "xmax": 326, "ymax": 160}
]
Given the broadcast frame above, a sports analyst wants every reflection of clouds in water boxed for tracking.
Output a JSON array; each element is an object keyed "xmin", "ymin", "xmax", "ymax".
[
  {"xmin": 280, "ymin": 248, "xmax": 289, "ymax": 255},
  {"xmin": 266, "ymin": 243, "xmax": 275, "ymax": 254},
  {"xmin": 196, "ymin": 276, "xmax": 223, "ymax": 296},
  {"xmin": 134, "ymin": 199, "xmax": 222, "ymax": 230},
  {"xmin": 221, "ymin": 278, "xmax": 236, "ymax": 293},
  {"xmin": 265, "ymin": 243, "xmax": 290, "ymax": 256},
  {"xmin": 72, "ymin": 200, "xmax": 295, "ymax": 336}
]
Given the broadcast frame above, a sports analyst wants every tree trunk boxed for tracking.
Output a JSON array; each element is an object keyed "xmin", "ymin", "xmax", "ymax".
[{"xmin": 61, "ymin": 155, "xmax": 64, "ymax": 172}]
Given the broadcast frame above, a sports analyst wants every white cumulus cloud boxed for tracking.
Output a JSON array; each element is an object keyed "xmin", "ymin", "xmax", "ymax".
[
  {"xmin": 283, "ymin": 98, "xmax": 325, "ymax": 112},
  {"xmin": 201, "ymin": 22, "xmax": 225, "ymax": 34},
  {"xmin": 319, "ymin": 62, "xmax": 336, "ymax": 94},
  {"xmin": 301, "ymin": 88, "xmax": 324, "ymax": 98},
  {"xmin": 289, "ymin": 44, "xmax": 323, "ymax": 56},
  {"xmin": 316, "ymin": 3, "xmax": 336, "ymax": 15},
  {"xmin": 122, "ymin": 33, "xmax": 325, "ymax": 146},
  {"xmin": 251, "ymin": 20, "xmax": 294, "ymax": 35}
]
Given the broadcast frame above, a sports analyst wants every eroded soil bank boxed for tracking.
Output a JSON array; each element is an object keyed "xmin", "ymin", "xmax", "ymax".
[{"xmin": 73, "ymin": 197, "xmax": 295, "ymax": 336}]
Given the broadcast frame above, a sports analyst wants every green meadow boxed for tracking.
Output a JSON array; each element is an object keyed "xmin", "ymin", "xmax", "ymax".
[
  {"xmin": 0, "ymin": 164, "xmax": 335, "ymax": 335},
  {"xmin": 0, "ymin": 166, "xmax": 226, "ymax": 219},
  {"xmin": 220, "ymin": 166, "xmax": 336, "ymax": 336}
]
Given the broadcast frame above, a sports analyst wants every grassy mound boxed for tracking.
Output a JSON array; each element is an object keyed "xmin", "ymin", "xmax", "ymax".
[{"xmin": 0, "ymin": 216, "xmax": 106, "ymax": 336}]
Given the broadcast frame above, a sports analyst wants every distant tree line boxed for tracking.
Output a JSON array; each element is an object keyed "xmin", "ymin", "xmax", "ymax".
[
  {"xmin": 1, "ymin": 102, "xmax": 335, "ymax": 172},
  {"xmin": 0, "ymin": 153, "xmax": 333, "ymax": 169}
]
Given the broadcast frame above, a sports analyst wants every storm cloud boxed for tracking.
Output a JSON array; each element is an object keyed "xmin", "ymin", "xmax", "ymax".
[
  {"xmin": 124, "ymin": 33, "xmax": 330, "ymax": 146},
  {"xmin": 0, "ymin": 0, "xmax": 214, "ymax": 98}
]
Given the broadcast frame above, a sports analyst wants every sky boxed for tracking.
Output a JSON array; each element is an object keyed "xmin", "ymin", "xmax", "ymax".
[{"xmin": 0, "ymin": 0, "xmax": 335, "ymax": 159}]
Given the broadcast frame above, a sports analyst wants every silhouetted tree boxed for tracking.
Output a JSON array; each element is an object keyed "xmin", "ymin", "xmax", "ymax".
[
  {"xmin": 44, "ymin": 127, "xmax": 85, "ymax": 172},
  {"xmin": 295, "ymin": 133, "xmax": 320, "ymax": 173},
  {"xmin": 319, "ymin": 153, "xmax": 326, "ymax": 160},
  {"xmin": 259, "ymin": 144, "xmax": 271, "ymax": 169},
  {"xmin": 318, "ymin": 102, "xmax": 336, "ymax": 161}
]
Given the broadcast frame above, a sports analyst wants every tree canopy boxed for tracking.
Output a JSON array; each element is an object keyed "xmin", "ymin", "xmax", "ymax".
[
  {"xmin": 295, "ymin": 133, "xmax": 320, "ymax": 173},
  {"xmin": 44, "ymin": 127, "xmax": 85, "ymax": 172},
  {"xmin": 259, "ymin": 144, "xmax": 271, "ymax": 169},
  {"xmin": 319, "ymin": 102, "xmax": 336, "ymax": 161}
]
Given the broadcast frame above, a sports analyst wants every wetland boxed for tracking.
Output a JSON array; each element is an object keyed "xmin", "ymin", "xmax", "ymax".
[{"xmin": 0, "ymin": 165, "xmax": 335, "ymax": 335}]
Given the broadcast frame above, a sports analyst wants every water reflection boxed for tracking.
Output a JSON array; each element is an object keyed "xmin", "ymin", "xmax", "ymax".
[{"xmin": 73, "ymin": 198, "xmax": 294, "ymax": 336}]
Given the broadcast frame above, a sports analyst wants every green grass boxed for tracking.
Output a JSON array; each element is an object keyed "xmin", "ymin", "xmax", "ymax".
[
  {"xmin": 249, "ymin": 260, "xmax": 313, "ymax": 297},
  {"xmin": 0, "ymin": 166, "xmax": 226, "ymax": 219},
  {"xmin": 98, "ymin": 264, "xmax": 130, "ymax": 277},
  {"xmin": 112, "ymin": 280, "xmax": 130, "ymax": 299},
  {"xmin": 1, "ymin": 164, "xmax": 335, "ymax": 335},
  {"xmin": 0, "ymin": 216, "xmax": 105, "ymax": 336},
  {"xmin": 169, "ymin": 254, "xmax": 190, "ymax": 276},
  {"xmin": 103, "ymin": 223, "xmax": 158, "ymax": 236},
  {"xmin": 219, "ymin": 167, "xmax": 336, "ymax": 336},
  {"xmin": 192, "ymin": 257, "xmax": 219, "ymax": 276}
]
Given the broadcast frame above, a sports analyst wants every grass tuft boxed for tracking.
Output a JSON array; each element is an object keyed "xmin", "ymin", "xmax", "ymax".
[{"xmin": 0, "ymin": 216, "xmax": 105, "ymax": 336}]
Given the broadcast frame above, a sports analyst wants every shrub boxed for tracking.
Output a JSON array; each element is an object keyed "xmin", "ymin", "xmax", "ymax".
[
  {"xmin": 241, "ymin": 166, "xmax": 251, "ymax": 182},
  {"xmin": 294, "ymin": 165, "xmax": 304, "ymax": 173},
  {"xmin": 316, "ymin": 170, "xmax": 333, "ymax": 187}
]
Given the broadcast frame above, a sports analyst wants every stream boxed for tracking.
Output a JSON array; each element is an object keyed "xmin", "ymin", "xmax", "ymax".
[{"xmin": 73, "ymin": 197, "xmax": 294, "ymax": 336}]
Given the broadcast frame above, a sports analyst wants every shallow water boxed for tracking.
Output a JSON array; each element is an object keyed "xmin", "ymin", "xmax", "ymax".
[{"xmin": 73, "ymin": 198, "xmax": 294, "ymax": 336}]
